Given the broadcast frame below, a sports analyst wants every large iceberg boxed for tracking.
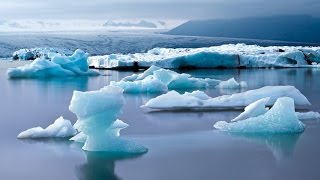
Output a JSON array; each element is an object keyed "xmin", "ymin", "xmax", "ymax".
[
  {"xmin": 69, "ymin": 85, "xmax": 147, "ymax": 153},
  {"xmin": 88, "ymin": 44, "xmax": 320, "ymax": 69},
  {"xmin": 214, "ymin": 97, "xmax": 305, "ymax": 133},
  {"xmin": 110, "ymin": 65, "xmax": 246, "ymax": 93},
  {"xmin": 17, "ymin": 116, "xmax": 77, "ymax": 139},
  {"xmin": 7, "ymin": 49, "xmax": 100, "ymax": 78},
  {"xmin": 142, "ymin": 86, "xmax": 310, "ymax": 111}
]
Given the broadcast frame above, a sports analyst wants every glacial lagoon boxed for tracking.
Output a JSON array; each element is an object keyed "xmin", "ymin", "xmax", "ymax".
[{"xmin": 1, "ymin": 68, "xmax": 320, "ymax": 180}]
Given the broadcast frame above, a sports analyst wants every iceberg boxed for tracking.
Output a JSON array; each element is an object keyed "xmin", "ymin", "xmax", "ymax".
[
  {"xmin": 17, "ymin": 116, "xmax": 77, "ymax": 139},
  {"xmin": 7, "ymin": 49, "xmax": 100, "ymax": 78},
  {"xmin": 231, "ymin": 98, "xmax": 270, "ymax": 122},
  {"xmin": 142, "ymin": 86, "xmax": 310, "ymax": 111},
  {"xmin": 296, "ymin": 111, "xmax": 320, "ymax": 120},
  {"xmin": 88, "ymin": 44, "xmax": 320, "ymax": 69},
  {"xmin": 69, "ymin": 85, "xmax": 147, "ymax": 153},
  {"xmin": 214, "ymin": 97, "xmax": 305, "ymax": 133},
  {"xmin": 110, "ymin": 65, "xmax": 246, "ymax": 93}
]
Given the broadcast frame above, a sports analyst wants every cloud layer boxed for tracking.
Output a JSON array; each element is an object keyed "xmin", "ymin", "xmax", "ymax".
[{"xmin": 1, "ymin": 0, "xmax": 320, "ymax": 20}]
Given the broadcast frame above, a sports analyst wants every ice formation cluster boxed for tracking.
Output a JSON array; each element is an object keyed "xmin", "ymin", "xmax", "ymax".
[
  {"xmin": 110, "ymin": 65, "xmax": 246, "ymax": 93},
  {"xmin": 142, "ymin": 86, "xmax": 310, "ymax": 111},
  {"xmin": 214, "ymin": 97, "xmax": 306, "ymax": 133},
  {"xmin": 89, "ymin": 44, "xmax": 320, "ymax": 69},
  {"xmin": 69, "ymin": 85, "xmax": 147, "ymax": 153},
  {"xmin": 7, "ymin": 49, "xmax": 100, "ymax": 78}
]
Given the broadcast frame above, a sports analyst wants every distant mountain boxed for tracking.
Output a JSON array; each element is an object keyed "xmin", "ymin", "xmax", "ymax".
[
  {"xmin": 103, "ymin": 20, "xmax": 158, "ymax": 28},
  {"xmin": 167, "ymin": 15, "xmax": 320, "ymax": 44}
]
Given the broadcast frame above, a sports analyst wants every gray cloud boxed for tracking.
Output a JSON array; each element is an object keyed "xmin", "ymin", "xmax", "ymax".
[{"xmin": 0, "ymin": 0, "xmax": 320, "ymax": 20}]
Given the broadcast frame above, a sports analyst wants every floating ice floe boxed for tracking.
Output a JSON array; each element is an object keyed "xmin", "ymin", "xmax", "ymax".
[
  {"xmin": 142, "ymin": 86, "xmax": 310, "ymax": 111},
  {"xmin": 69, "ymin": 85, "xmax": 147, "ymax": 153},
  {"xmin": 7, "ymin": 49, "xmax": 100, "ymax": 78},
  {"xmin": 89, "ymin": 44, "xmax": 320, "ymax": 69},
  {"xmin": 17, "ymin": 116, "xmax": 77, "ymax": 139},
  {"xmin": 214, "ymin": 97, "xmax": 305, "ymax": 133},
  {"xmin": 110, "ymin": 65, "xmax": 247, "ymax": 93},
  {"xmin": 296, "ymin": 111, "xmax": 320, "ymax": 120}
]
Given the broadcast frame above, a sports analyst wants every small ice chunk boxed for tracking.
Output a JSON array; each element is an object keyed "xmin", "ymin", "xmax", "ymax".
[
  {"xmin": 296, "ymin": 111, "xmax": 320, "ymax": 120},
  {"xmin": 184, "ymin": 90, "xmax": 211, "ymax": 100},
  {"xmin": 231, "ymin": 97, "xmax": 270, "ymax": 122},
  {"xmin": 216, "ymin": 78, "xmax": 247, "ymax": 89},
  {"xmin": 214, "ymin": 97, "xmax": 305, "ymax": 133},
  {"xmin": 17, "ymin": 116, "xmax": 77, "ymax": 139}
]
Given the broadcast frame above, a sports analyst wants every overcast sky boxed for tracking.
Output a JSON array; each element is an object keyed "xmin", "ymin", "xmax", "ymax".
[{"xmin": 1, "ymin": 0, "xmax": 320, "ymax": 20}]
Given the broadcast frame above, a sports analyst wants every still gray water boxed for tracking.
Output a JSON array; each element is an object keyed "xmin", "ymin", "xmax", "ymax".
[{"xmin": 1, "ymin": 68, "xmax": 320, "ymax": 180}]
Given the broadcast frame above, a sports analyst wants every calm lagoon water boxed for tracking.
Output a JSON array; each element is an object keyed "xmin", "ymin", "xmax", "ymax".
[{"xmin": 1, "ymin": 68, "xmax": 320, "ymax": 180}]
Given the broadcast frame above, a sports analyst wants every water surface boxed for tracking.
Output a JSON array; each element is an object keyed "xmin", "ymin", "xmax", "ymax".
[{"xmin": 1, "ymin": 68, "xmax": 320, "ymax": 180}]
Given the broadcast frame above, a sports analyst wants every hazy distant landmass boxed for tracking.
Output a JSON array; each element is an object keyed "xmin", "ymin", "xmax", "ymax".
[
  {"xmin": 103, "ymin": 20, "xmax": 158, "ymax": 28},
  {"xmin": 167, "ymin": 15, "xmax": 320, "ymax": 44}
]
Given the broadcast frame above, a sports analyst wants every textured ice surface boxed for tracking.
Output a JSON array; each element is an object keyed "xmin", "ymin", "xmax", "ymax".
[
  {"xmin": 296, "ymin": 111, "xmax": 320, "ymax": 120},
  {"xmin": 143, "ymin": 86, "xmax": 310, "ymax": 110},
  {"xmin": 111, "ymin": 66, "xmax": 246, "ymax": 93},
  {"xmin": 17, "ymin": 116, "xmax": 77, "ymax": 139},
  {"xmin": 69, "ymin": 85, "xmax": 147, "ymax": 153},
  {"xmin": 7, "ymin": 49, "xmax": 100, "ymax": 78},
  {"xmin": 89, "ymin": 44, "xmax": 320, "ymax": 69},
  {"xmin": 13, "ymin": 47, "xmax": 72, "ymax": 60},
  {"xmin": 231, "ymin": 98, "xmax": 270, "ymax": 122},
  {"xmin": 214, "ymin": 97, "xmax": 305, "ymax": 133}
]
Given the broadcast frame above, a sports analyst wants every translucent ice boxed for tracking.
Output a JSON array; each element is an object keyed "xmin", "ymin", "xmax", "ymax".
[
  {"xmin": 214, "ymin": 97, "xmax": 305, "ymax": 133},
  {"xmin": 17, "ymin": 116, "xmax": 77, "ymax": 139},
  {"xmin": 69, "ymin": 85, "xmax": 147, "ymax": 153},
  {"xmin": 7, "ymin": 49, "xmax": 100, "ymax": 78},
  {"xmin": 142, "ymin": 86, "xmax": 310, "ymax": 111},
  {"xmin": 111, "ymin": 65, "xmax": 246, "ymax": 93}
]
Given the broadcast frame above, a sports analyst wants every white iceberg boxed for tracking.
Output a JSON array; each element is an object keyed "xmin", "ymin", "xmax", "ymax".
[
  {"xmin": 69, "ymin": 85, "xmax": 147, "ymax": 153},
  {"xmin": 231, "ymin": 98, "xmax": 319, "ymax": 122},
  {"xmin": 142, "ymin": 86, "xmax": 310, "ymax": 111},
  {"xmin": 214, "ymin": 97, "xmax": 305, "ymax": 133},
  {"xmin": 89, "ymin": 44, "xmax": 320, "ymax": 69},
  {"xmin": 296, "ymin": 111, "xmax": 320, "ymax": 120},
  {"xmin": 231, "ymin": 97, "xmax": 270, "ymax": 122},
  {"xmin": 7, "ymin": 49, "xmax": 100, "ymax": 78},
  {"xmin": 110, "ymin": 65, "xmax": 246, "ymax": 93},
  {"xmin": 17, "ymin": 116, "xmax": 77, "ymax": 139}
]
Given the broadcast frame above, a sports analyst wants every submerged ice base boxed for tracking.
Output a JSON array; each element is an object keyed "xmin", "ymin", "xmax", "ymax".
[
  {"xmin": 111, "ymin": 65, "xmax": 246, "ymax": 93},
  {"xmin": 142, "ymin": 86, "xmax": 310, "ymax": 111},
  {"xmin": 214, "ymin": 97, "xmax": 305, "ymax": 133},
  {"xmin": 89, "ymin": 44, "xmax": 320, "ymax": 69},
  {"xmin": 69, "ymin": 85, "xmax": 147, "ymax": 153},
  {"xmin": 7, "ymin": 49, "xmax": 100, "ymax": 78},
  {"xmin": 17, "ymin": 116, "xmax": 77, "ymax": 139}
]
